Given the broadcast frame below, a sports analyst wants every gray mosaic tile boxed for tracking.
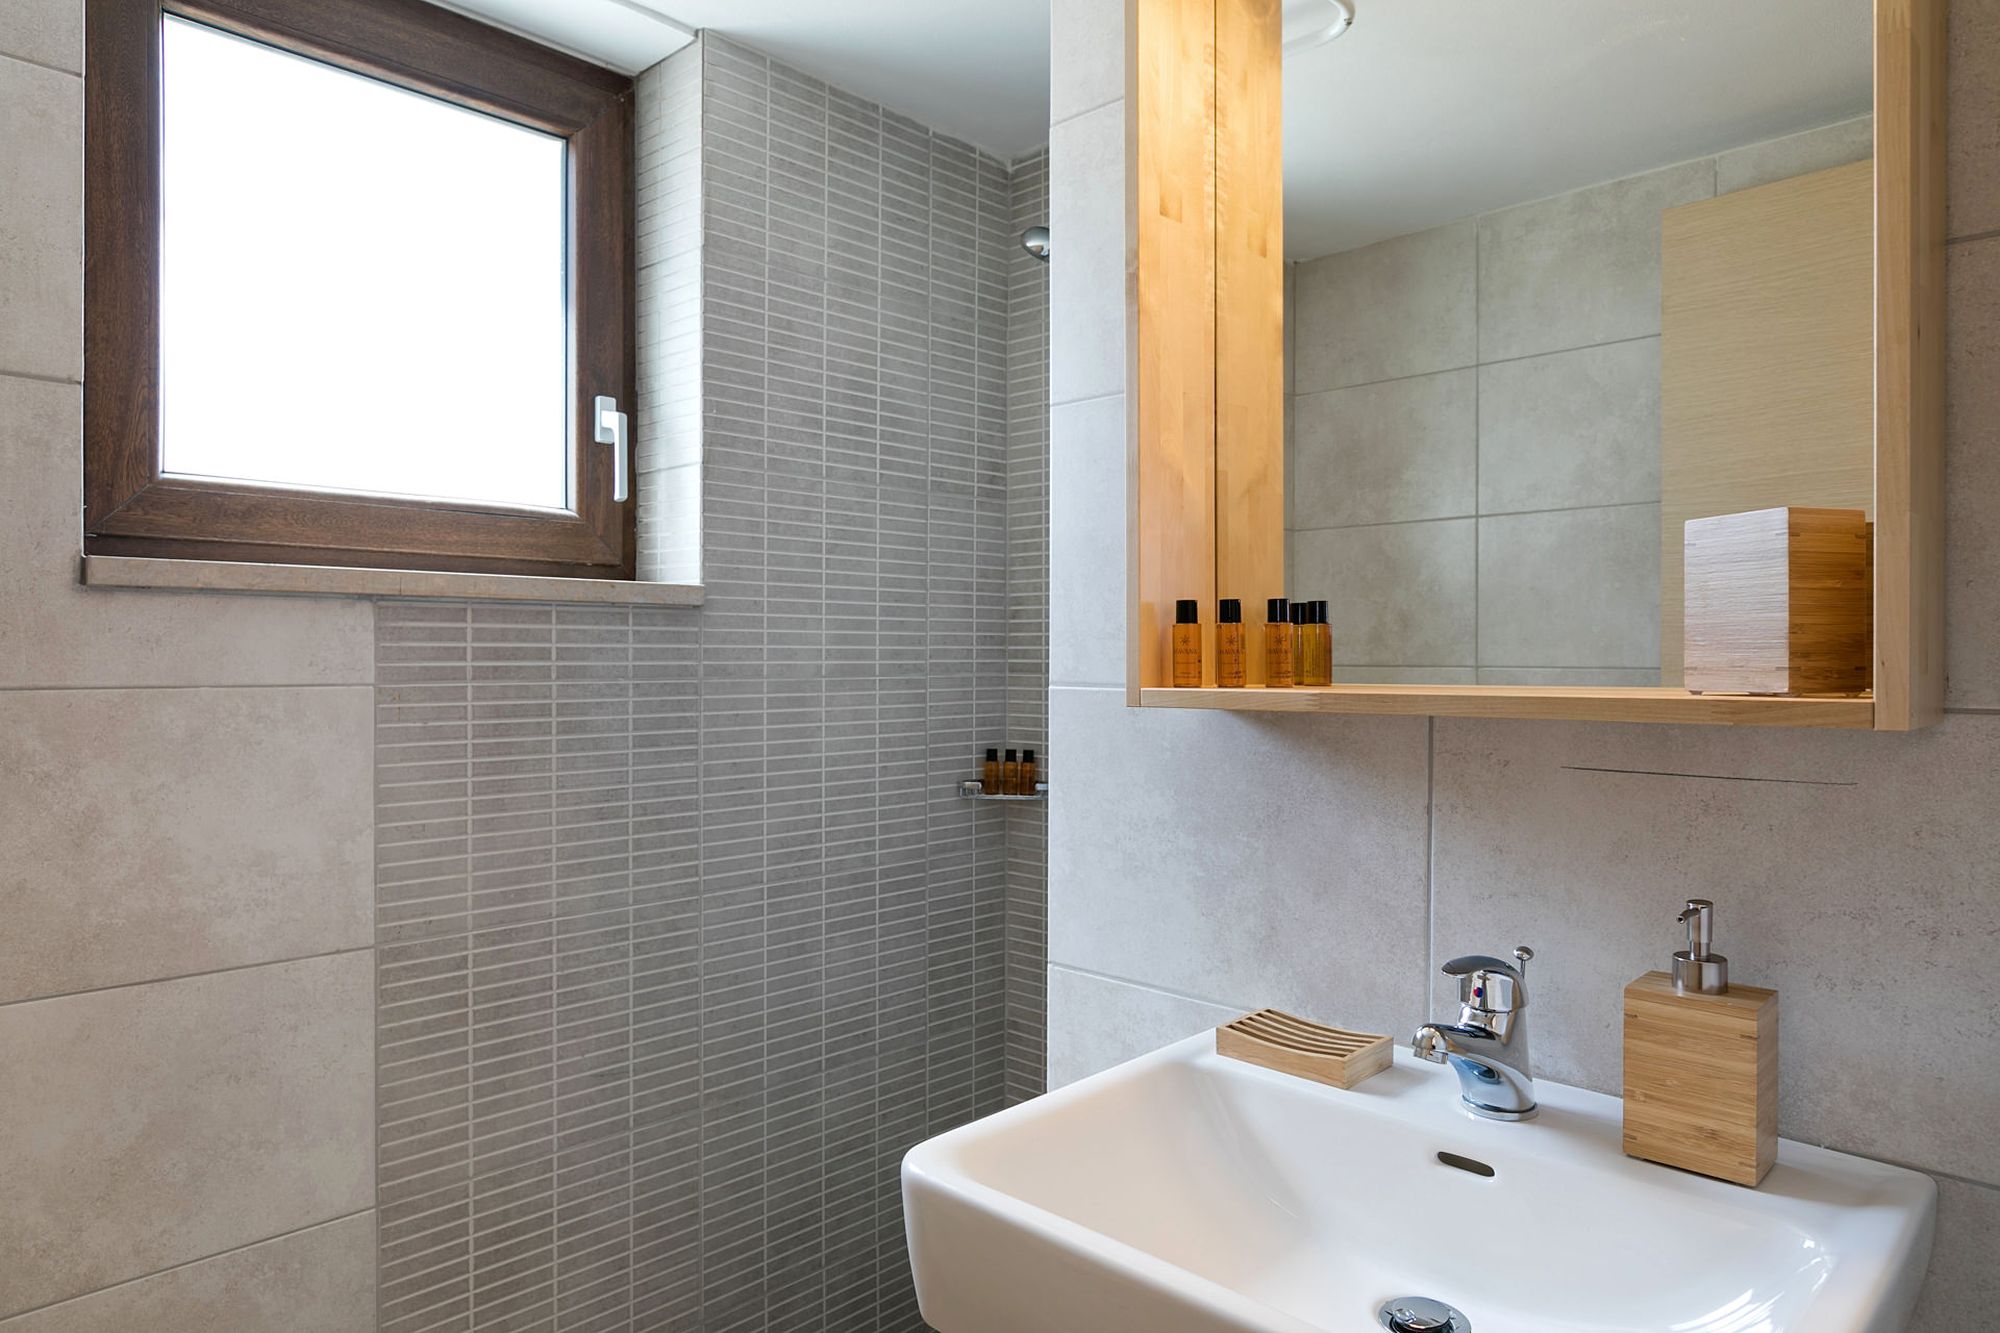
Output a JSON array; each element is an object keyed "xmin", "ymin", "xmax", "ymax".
[{"xmin": 377, "ymin": 35, "xmax": 1044, "ymax": 1333}]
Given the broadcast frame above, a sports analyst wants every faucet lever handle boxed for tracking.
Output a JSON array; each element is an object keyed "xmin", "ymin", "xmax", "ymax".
[
  {"xmin": 1442, "ymin": 953, "xmax": 1522, "ymax": 980},
  {"xmin": 1442, "ymin": 948, "xmax": 1533, "ymax": 1011}
]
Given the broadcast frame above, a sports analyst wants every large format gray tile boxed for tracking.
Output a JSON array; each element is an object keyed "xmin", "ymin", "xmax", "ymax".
[
  {"xmin": 1051, "ymin": 0, "xmax": 1122, "ymax": 126},
  {"xmin": 1944, "ymin": 235, "xmax": 2000, "ymax": 710},
  {"xmin": 0, "ymin": 685, "xmax": 373, "ymax": 1003},
  {"xmin": 1289, "ymin": 519, "xmax": 1476, "ymax": 668},
  {"xmin": 1048, "ymin": 686, "xmax": 1430, "ymax": 1039},
  {"xmin": 1050, "ymin": 101, "xmax": 1125, "ymax": 407},
  {"xmin": 1715, "ymin": 116, "xmax": 1872, "ymax": 196},
  {"xmin": 1347, "ymin": 667, "xmax": 1479, "ymax": 685},
  {"xmin": 1911, "ymin": 1178, "xmax": 2000, "ymax": 1324},
  {"xmin": 1294, "ymin": 220, "xmax": 1475, "ymax": 393},
  {"xmin": 0, "ymin": 376, "xmax": 374, "ymax": 688},
  {"xmin": 1430, "ymin": 713, "xmax": 2000, "ymax": 1187},
  {"xmin": 1477, "ymin": 505, "xmax": 1660, "ymax": 669},
  {"xmin": 1283, "ymin": 262, "xmax": 1295, "ymax": 396},
  {"xmin": 0, "ymin": 56, "xmax": 80, "ymax": 381},
  {"xmin": 0, "ymin": 1213, "xmax": 375, "ymax": 1333},
  {"xmin": 1047, "ymin": 966, "xmax": 1240, "ymax": 1090},
  {"xmin": 1477, "ymin": 339, "xmax": 1660, "ymax": 514},
  {"xmin": 0, "ymin": 0, "xmax": 80, "ymax": 73},
  {"xmin": 1478, "ymin": 159, "xmax": 1713, "ymax": 362},
  {"xmin": 0, "ymin": 952, "xmax": 375, "ymax": 1318},
  {"xmin": 1948, "ymin": 0, "xmax": 2000, "ymax": 239},
  {"xmin": 1476, "ymin": 667, "xmax": 1661, "ymax": 687},
  {"xmin": 1050, "ymin": 393, "xmax": 1128, "ymax": 688},
  {"xmin": 1290, "ymin": 370, "xmax": 1476, "ymax": 529}
]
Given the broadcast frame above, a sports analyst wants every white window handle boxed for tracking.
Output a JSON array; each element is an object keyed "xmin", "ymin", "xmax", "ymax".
[{"xmin": 594, "ymin": 395, "xmax": 629, "ymax": 502}]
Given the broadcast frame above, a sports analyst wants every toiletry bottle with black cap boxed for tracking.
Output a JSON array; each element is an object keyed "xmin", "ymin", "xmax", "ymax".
[
  {"xmin": 1171, "ymin": 599, "xmax": 1202, "ymax": 687},
  {"xmin": 1264, "ymin": 597, "xmax": 1293, "ymax": 688},
  {"xmin": 1300, "ymin": 601, "xmax": 1333, "ymax": 686},
  {"xmin": 1295, "ymin": 601, "xmax": 1316, "ymax": 686},
  {"xmin": 1216, "ymin": 599, "xmax": 1246, "ymax": 687}
]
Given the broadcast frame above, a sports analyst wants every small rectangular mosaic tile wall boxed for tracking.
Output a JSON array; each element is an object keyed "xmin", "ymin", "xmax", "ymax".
[{"xmin": 374, "ymin": 34, "xmax": 1048, "ymax": 1333}]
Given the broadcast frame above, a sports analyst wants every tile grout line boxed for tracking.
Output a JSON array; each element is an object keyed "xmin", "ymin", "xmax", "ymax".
[
  {"xmin": 0, "ymin": 366, "xmax": 84, "ymax": 386},
  {"xmin": 1043, "ymin": 962, "xmax": 1245, "ymax": 1014},
  {"xmin": 367, "ymin": 601, "xmax": 385, "ymax": 1333},
  {"xmin": 1472, "ymin": 226, "xmax": 1481, "ymax": 674},
  {"xmin": 0, "ymin": 46, "xmax": 79, "ymax": 78},
  {"xmin": 1425, "ymin": 715, "xmax": 1437, "ymax": 1018},
  {"xmin": 0, "ymin": 681, "xmax": 374, "ymax": 693},
  {"xmin": 0, "ymin": 1209, "xmax": 377, "ymax": 1324},
  {"xmin": 0, "ymin": 944, "xmax": 374, "ymax": 1013},
  {"xmin": 1292, "ymin": 331, "xmax": 1662, "ymax": 400},
  {"xmin": 1048, "ymin": 387, "xmax": 1123, "ymax": 411},
  {"xmin": 466, "ymin": 606, "xmax": 482, "ymax": 1333},
  {"xmin": 1289, "ymin": 499, "xmax": 1661, "ymax": 536},
  {"xmin": 1050, "ymin": 92, "xmax": 1122, "ymax": 131}
]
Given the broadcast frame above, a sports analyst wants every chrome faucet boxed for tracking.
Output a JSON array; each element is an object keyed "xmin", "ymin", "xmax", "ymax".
[{"xmin": 1413, "ymin": 946, "xmax": 1537, "ymax": 1121}]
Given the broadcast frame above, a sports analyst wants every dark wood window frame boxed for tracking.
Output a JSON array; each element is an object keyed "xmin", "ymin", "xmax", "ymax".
[{"xmin": 85, "ymin": 0, "xmax": 637, "ymax": 579}]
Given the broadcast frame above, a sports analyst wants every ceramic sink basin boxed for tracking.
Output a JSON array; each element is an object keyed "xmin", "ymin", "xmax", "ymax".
[{"xmin": 902, "ymin": 1033, "xmax": 1934, "ymax": 1333}]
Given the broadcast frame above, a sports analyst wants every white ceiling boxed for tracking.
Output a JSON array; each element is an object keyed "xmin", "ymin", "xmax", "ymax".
[
  {"xmin": 424, "ymin": 0, "xmax": 695, "ymax": 76},
  {"xmin": 1284, "ymin": 0, "xmax": 1874, "ymax": 259},
  {"xmin": 431, "ymin": 1, "xmax": 1874, "ymax": 254},
  {"xmin": 430, "ymin": 0, "xmax": 1051, "ymax": 160}
]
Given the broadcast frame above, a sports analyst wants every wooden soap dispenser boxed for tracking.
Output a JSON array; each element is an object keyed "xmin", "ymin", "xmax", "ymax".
[{"xmin": 1622, "ymin": 899, "xmax": 1779, "ymax": 1187}]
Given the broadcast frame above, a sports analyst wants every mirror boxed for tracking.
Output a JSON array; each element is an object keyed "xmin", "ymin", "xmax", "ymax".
[{"xmin": 1278, "ymin": 0, "xmax": 1875, "ymax": 687}]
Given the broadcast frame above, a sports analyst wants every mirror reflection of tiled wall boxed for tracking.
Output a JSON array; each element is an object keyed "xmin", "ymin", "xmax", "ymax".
[{"xmin": 1283, "ymin": 116, "xmax": 1870, "ymax": 687}]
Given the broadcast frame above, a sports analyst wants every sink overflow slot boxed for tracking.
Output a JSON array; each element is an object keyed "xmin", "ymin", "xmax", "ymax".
[{"xmin": 1435, "ymin": 1151, "xmax": 1495, "ymax": 1178}]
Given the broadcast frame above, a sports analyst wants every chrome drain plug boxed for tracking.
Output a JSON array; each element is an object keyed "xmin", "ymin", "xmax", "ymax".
[{"xmin": 1377, "ymin": 1296, "xmax": 1471, "ymax": 1333}]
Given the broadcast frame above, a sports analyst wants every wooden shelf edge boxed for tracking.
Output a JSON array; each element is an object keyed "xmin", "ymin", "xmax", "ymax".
[{"xmin": 1137, "ymin": 685, "xmax": 1875, "ymax": 728}]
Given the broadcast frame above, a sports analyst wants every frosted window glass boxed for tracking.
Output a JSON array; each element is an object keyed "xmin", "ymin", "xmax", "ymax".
[{"xmin": 160, "ymin": 16, "xmax": 568, "ymax": 510}]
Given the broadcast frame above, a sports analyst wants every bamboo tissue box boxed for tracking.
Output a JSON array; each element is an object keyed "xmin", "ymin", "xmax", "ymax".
[
  {"xmin": 1683, "ymin": 506, "xmax": 1871, "ymax": 696},
  {"xmin": 1622, "ymin": 971, "xmax": 1779, "ymax": 1187}
]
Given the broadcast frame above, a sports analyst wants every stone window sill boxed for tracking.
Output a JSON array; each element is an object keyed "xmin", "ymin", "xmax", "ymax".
[{"xmin": 81, "ymin": 555, "xmax": 704, "ymax": 607}]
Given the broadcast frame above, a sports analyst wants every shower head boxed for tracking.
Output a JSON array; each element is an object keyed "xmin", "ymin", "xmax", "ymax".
[{"xmin": 1022, "ymin": 225, "xmax": 1050, "ymax": 262}]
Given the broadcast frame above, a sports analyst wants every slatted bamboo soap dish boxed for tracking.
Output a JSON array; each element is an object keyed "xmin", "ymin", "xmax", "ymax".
[{"xmin": 1215, "ymin": 1009, "xmax": 1393, "ymax": 1089}]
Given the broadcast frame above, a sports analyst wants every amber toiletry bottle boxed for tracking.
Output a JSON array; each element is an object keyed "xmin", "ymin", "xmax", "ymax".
[
  {"xmin": 1264, "ymin": 597, "xmax": 1293, "ymax": 688},
  {"xmin": 1216, "ymin": 599, "xmax": 1246, "ymax": 687},
  {"xmin": 1300, "ymin": 601, "xmax": 1333, "ymax": 686},
  {"xmin": 1314, "ymin": 600, "xmax": 1336, "ymax": 685},
  {"xmin": 983, "ymin": 747, "xmax": 1001, "ymax": 795},
  {"xmin": 1171, "ymin": 599, "xmax": 1203, "ymax": 687},
  {"xmin": 1290, "ymin": 600, "xmax": 1307, "ymax": 683},
  {"xmin": 1002, "ymin": 749, "xmax": 1021, "ymax": 795},
  {"xmin": 1019, "ymin": 749, "xmax": 1037, "ymax": 794}
]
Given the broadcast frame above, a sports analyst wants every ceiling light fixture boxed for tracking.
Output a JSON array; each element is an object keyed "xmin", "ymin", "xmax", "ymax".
[{"xmin": 1282, "ymin": 0, "xmax": 1353, "ymax": 56}]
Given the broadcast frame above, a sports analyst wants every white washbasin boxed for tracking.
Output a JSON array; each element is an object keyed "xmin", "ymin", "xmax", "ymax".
[{"xmin": 903, "ymin": 1033, "xmax": 1934, "ymax": 1333}]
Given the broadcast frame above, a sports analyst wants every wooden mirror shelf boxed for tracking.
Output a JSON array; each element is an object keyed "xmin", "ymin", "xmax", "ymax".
[{"xmin": 1126, "ymin": 0, "xmax": 1945, "ymax": 731}]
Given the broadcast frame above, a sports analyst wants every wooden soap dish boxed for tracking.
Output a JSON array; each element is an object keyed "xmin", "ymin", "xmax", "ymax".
[{"xmin": 1215, "ymin": 1009, "xmax": 1392, "ymax": 1090}]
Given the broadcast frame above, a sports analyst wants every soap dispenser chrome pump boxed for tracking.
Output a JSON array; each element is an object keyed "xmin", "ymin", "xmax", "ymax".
[
  {"xmin": 1624, "ymin": 897, "xmax": 1778, "ymax": 1185},
  {"xmin": 1673, "ymin": 898, "xmax": 1729, "ymax": 995}
]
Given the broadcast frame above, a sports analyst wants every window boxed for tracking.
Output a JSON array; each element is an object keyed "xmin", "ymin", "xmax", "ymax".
[{"xmin": 86, "ymin": 0, "xmax": 636, "ymax": 579}]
